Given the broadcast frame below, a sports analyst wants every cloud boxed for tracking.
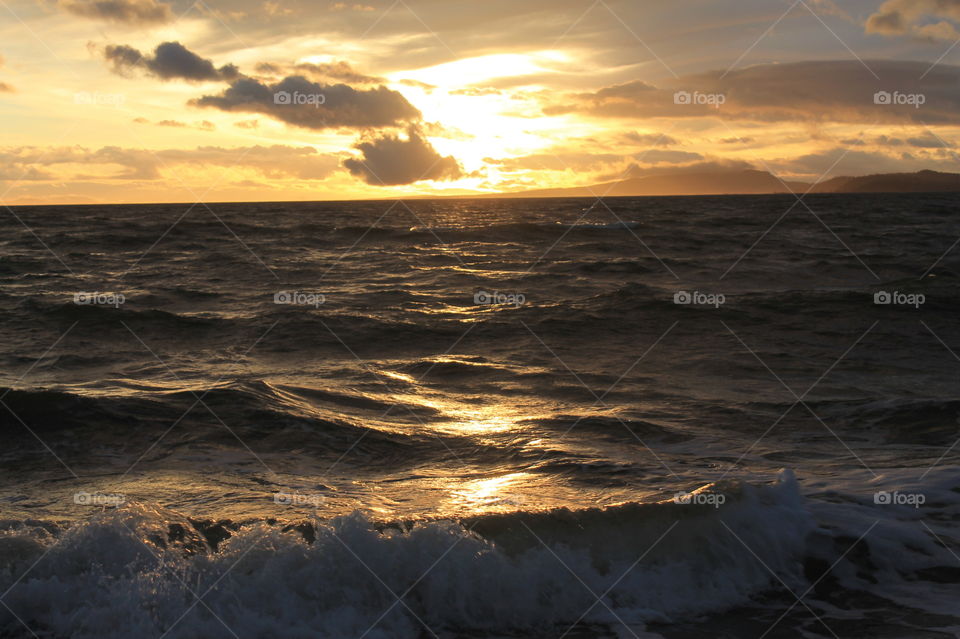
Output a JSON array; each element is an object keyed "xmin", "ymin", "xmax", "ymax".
[
  {"xmin": 485, "ymin": 151, "xmax": 625, "ymax": 172},
  {"xmin": 771, "ymin": 146, "xmax": 960, "ymax": 179},
  {"xmin": 255, "ymin": 60, "xmax": 384, "ymax": 84},
  {"xmin": 608, "ymin": 159, "xmax": 757, "ymax": 181},
  {"xmin": 60, "ymin": 0, "xmax": 173, "ymax": 25},
  {"xmin": 905, "ymin": 134, "xmax": 952, "ymax": 149},
  {"xmin": 330, "ymin": 3, "xmax": 375, "ymax": 11},
  {"xmin": 420, "ymin": 121, "xmax": 474, "ymax": 140},
  {"xmin": 343, "ymin": 126, "xmax": 462, "ymax": 185},
  {"xmin": 484, "ymin": 146, "xmax": 702, "ymax": 174},
  {"xmin": 866, "ymin": 0, "xmax": 960, "ymax": 41},
  {"xmin": 398, "ymin": 79, "xmax": 436, "ymax": 93},
  {"xmin": 159, "ymin": 145, "xmax": 341, "ymax": 179},
  {"xmin": 193, "ymin": 75, "xmax": 420, "ymax": 130},
  {"xmin": 623, "ymin": 131, "xmax": 679, "ymax": 146},
  {"xmin": 543, "ymin": 60, "xmax": 960, "ymax": 125},
  {"xmin": 864, "ymin": 133, "xmax": 956, "ymax": 151},
  {"xmin": 449, "ymin": 87, "xmax": 502, "ymax": 96},
  {"xmin": 103, "ymin": 41, "xmax": 240, "ymax": 82},
  {"xmin": 638, "ymin": 149, "xmax": 704, "ymax": 164},
  {"xmin": 133, "ymin": 117, "xmax": 216, "ymax": 131},
  {"xmin": 0, "ymin": 56, "xmax": 11, "ymax": 92},
  {"xmin": 100, "ymin": 42, "xmax": 418, "ymax": 131},
  {"xmin": 0, "ymin": 145, "xmax": 341, "ymax": 181},
  {"xmin": 262, "ymin": 1, "xmax": 292, "ymax": 17},
  {"xmin": 774, "ymin": 148, "xmax": 911, "ymax": 178}
]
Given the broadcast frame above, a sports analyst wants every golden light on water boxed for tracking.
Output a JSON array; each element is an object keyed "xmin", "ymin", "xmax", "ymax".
[{"xmin": 448, "ymin": 471, "xmax": 532, "ymax": 510}]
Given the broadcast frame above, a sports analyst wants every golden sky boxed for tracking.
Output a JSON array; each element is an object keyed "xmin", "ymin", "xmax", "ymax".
[{"xmin": 1, "ymin": 0, "xmax": 959, "ymax": 203}]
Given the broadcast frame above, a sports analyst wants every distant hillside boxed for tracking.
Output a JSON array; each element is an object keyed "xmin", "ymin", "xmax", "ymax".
[
  {"xmin": 484, "ymin": 169, "xmax": 960, "ymax": 198},
  {"xmin": 495, "ymin": 170, "xmax": 810, "ymax": 198},
  {"xmin": 810, "ymin": 170, "xmax": 960, "ymax": 194}
]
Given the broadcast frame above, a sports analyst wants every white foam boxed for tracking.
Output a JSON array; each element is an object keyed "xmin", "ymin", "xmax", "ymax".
[{"xmin": 0, "ymin": 471, "xmax": 812, "ymax": 638}]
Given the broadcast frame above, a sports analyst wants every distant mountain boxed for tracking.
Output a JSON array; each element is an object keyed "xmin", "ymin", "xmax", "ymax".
[
  {"xmin": 484, "ymin": 169, "xmax": 960, "ymax": 198},
  {"xmin": 493, "ymin": 169, "xmax": 809, "ymax": 198},
  {"xmin": 809, "ymin": 170, "xmax": 960, "ymax": 194}
]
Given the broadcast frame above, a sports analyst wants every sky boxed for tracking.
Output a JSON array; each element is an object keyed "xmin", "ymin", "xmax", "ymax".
[{"xmin": 1, "ymin": 0, "xmax": 959, "ymax": 203}]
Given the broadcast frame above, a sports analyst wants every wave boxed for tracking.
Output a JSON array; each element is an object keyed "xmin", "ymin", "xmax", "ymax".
[
  {"xmin": 560, "ymin": 221, "xmax": 642, "ymax": 230},
  {"xmin": 0, "ymin": 472, "xmax": 812, "ymax": 638},
  {"xmin": 0, "ymin": 382, "xmax": 428, "ymax": 447}
]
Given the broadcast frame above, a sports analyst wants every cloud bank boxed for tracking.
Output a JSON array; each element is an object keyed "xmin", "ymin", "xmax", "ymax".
[
  {"xmin": 193, "ymin": 75, "xmax": 421, "ymax": 130},
  {"xmin": 60, "ymin": 0, "xmax": 174, "ymax": 25},
  {"xmin": 544, "ymin": 60, "xmax": 960, "ymax": 125}
]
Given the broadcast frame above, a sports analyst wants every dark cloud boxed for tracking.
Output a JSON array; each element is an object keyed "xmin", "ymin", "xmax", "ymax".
[
  {"xmin": 193, "ymin": 75, "xmax": 420, "ymax": 130},
  {"xmin": 876, "ymin": 134, "xmax": 905, "ymax": 146},
  {"xmin": 866, "ymin": 0, "xmax": 960, "ymax": 40},
  {"xmin": 592, "ymin": 80, "xmax": 659, "ymax": 101},
  {"xmin": 103, "ymin": 41, "xmax": 239, "ymax": 82},
  {"xmin": 0, "ymin": 82, "xmax": 14, "ymax": 93},
  {"xmin": 343, "ymin": 127, "xmax": 462, "ymax": 185},
  {"xmin": 543, "ymin": 60, "xmax": 960, "ymax": 125},
  {"xmin": 870, "ymin": 134, "xmax": 953, "ymax": 149},
  {"xmin": 905, "ymin": 134, "xmax": 952, "ymax": 149},
  {"xmin": 60, "ymin": 0, "xmax": 173, "ymax": 25}
]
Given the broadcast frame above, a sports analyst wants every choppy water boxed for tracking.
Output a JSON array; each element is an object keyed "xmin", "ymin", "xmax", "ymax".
[{"xmin": 1, "ymin": 194, "xmax": 959, "ymax": 638}]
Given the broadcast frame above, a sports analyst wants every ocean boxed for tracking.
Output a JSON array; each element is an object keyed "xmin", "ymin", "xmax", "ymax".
[{"xmin": 1, "ymin": 193, "xmax": 959, "ymax": 638}]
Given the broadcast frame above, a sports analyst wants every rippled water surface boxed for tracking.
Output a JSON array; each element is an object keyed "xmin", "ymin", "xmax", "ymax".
[{"xmin": 1, "ymin": 194, "xmax": 959, "ymax": 638}]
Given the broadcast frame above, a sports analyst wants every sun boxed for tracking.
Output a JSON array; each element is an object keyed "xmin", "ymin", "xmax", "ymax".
[{"xmin": 385, "ymin": 51, "xmax": 577, "ymax": 183}]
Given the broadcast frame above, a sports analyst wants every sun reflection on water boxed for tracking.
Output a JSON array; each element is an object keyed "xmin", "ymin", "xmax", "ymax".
[{"xmin": 448, "ymin": 471, "xmax": 532, "ymax": 511}]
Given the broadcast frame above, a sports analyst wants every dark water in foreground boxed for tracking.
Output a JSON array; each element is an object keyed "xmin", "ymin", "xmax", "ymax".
[{"xmin": 1, "ymin": 194, "xmax": 959, "ymax": 637}]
